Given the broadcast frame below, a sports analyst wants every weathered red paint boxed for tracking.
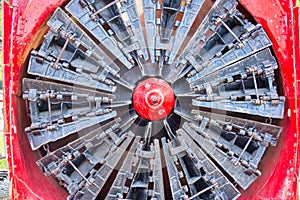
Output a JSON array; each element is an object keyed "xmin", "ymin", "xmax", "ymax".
[
  {"xmin": 3, "ymin": 0, "xmax": 68, "ymax": 199},
  {"xmin": 238, "ymin": 0, "xmax": 299, "ymax": 199},
  {"xmin": 2, "ymin": 0, "xmax": 299, "ymax": 199},
  {"xmin": 133, "ymin": 78, "xmax": 175, "ymax": 121}
]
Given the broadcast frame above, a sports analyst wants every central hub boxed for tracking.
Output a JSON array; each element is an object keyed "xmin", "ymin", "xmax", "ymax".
[{"xmin": 132, "ymin": 78, "xmax": 175, "ymax": 121}]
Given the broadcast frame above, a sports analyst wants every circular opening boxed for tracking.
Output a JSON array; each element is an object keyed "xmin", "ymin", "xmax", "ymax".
[{"xmin": 19, "ymin": 0, "xmax": 287, "ymax": 199}]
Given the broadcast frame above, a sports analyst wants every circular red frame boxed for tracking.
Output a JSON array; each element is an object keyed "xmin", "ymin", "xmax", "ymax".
[{"xmin": 2, "ymin": 0, "xmax": 299, "ymax": 199}]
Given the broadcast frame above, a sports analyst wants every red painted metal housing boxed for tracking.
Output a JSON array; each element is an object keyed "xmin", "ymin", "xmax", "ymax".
[{"xmin": 2, "ymin": 0, "xmax": 299, "ymax": 199}]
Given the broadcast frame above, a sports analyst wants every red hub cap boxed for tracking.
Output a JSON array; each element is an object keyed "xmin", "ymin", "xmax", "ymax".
[{"xmin": 132, "ymin": 78, "xmax": 175, "ymax": 121}]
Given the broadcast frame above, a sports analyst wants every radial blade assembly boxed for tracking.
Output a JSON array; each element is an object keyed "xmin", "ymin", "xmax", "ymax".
[
  {"xmin": 65, "ymin": 0, "xmax": 146, "ymax": 68},
  {"xmin": 181, "ymin": 109, "xmax": 283, "ymax": 189},
  {"xmin": 22, "ymin": 0, "xmax": 286, "ymax": 199},
  {"xmin": 48, "ymin": 8, "xmax": 120, "ymax": 76},
  {"xmin": 70, "ymin": 132, "xmax": 134, "ymax": 200},
  {"xmin": 142, "ymin": 0, "xmax": 159, "ymax": 63},
  {"xmin": 23, "ymin": 78, "xmax": 118, "ymax": 150},
  {"xmin": 120, "ymin": 0, "xmax": 149, "ymax": 60},
  {"xmin": 38, "ymin": 124, "xmax": 134, "ymax": 199},
  {"xmin": 161, "ymin": 137, "xmax": 188, "ymax": 199},
  {"xmin": 27, "ymin": 27, "xmax": 118, "ymax": 92},
  {"xmin": 191, "ymin": 110, "xmax": 282, "ymax": 145},
  {"xmin": 176, "ymin": 0, "xmax": 272, "ymax": 79},
  {"xmin": 167, "ymin": 0, "xmax": 205, "ymax": 64},
  {"xmin": 105, "ymin": 136, "xmax": 142, "ymax": 199},
  {"xmin": 162, "ymin": 132, "xmax": 240, "ymax": 199},
  {"xmin": 144, "ymin": 0, "xmax": 199, "ymax": 63},
  {"xmin": 108, "ymin": 138, "xmax": 165, "ymax": 199},
  {"xmin": 37, "ymin": 120, "xmax": 120, "ymax": 176},
  {"xmin": 190, "ymin": 49, "xmax": 285, "ymax": 119}
]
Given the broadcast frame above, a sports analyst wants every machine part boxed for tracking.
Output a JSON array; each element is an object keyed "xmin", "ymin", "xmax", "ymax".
[
  {"xmin": 3, "ymin": 0, "xmax": 299, "ymax": 199},
  {"xmin": 132, "ymin": 77, "xmax": 175, "ymax": 121},
  {"xmin": 22, "ymin": 0, "xmax": 285, "ymax": 198}
]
